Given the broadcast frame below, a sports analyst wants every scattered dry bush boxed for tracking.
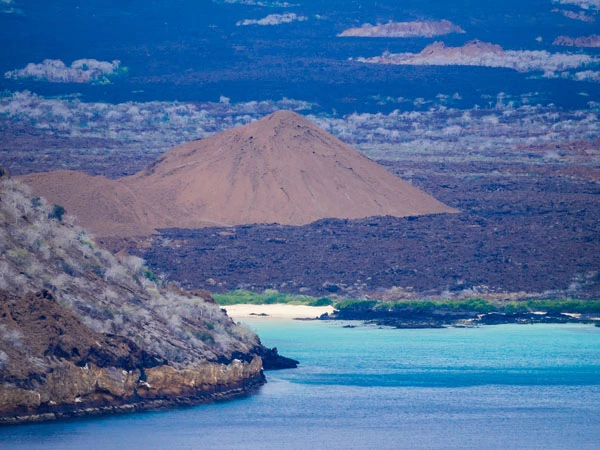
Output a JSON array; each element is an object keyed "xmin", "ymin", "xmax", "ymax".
[{"xmin": 0, "ymin": 178, "xmax": 260, "ymax": 368}]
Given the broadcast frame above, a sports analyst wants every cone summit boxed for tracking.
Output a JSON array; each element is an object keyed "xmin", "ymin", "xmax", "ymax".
[{"xmin": 22, "ymin": 110, "xmax": 457, "ymax": 236}]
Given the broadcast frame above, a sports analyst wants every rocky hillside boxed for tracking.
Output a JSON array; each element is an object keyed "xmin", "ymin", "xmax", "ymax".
[
  {"xmin": 0, "ymin": 176, "xmax": 293, "ymax": 425},
  {"xmin": 21, "ymin": 110, "xmax": 456, "ymax": 237}
]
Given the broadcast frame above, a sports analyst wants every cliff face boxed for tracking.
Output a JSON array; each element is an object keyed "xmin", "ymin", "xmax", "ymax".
[
  {"xmin": 0, "ymin": 289, "xmax": 265, "ymax": 424},
  {"xmin": 0, "ymin": 178, "xmax": 288, "ymax": 424},
  {"xmin": 0, "ymin": 359, "xmax": 263, "ymax": 424}
]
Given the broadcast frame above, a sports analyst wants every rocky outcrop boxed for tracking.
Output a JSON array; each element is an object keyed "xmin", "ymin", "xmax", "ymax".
[
  {"xmin": 326, "ymin": 302, "xmax": 592, "ymax": 329},
  {"xmin": 253, "ymin": 346, "xmax": 299, "ymax": 370},
  {"xmin": 0, "ymin": 179, "xmax": 297, "ymax": 425},
  {"xmin": 0, "ymin": 290, "xmax": 163, "ymax": 375},
  {"xmin": 0, "ymin": 358, "xmax": 264, "ymax": 424},
  {"xmin": 0, "ymin": 290, "xmax": 265, "ymax": 425},
  {"xmin": 328, "ymin": 302, "xmax": 475, "ymax": 328}
]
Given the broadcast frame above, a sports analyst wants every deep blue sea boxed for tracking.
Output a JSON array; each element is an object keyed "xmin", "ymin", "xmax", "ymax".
[{"xmin": 2, "ymin": 321, "xmax": 599, "ymax": 449}]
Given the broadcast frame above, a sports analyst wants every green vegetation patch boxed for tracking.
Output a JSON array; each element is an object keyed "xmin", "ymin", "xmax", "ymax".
[
  {"xmin": 523, "ymin": 299, "xmax": 600, "ymax": 314},
  {"xmin": 143, "ymin": 268, "xmax": 158, "ymax": 283},
  {"xmin": 333, "ymin": 298, "xmax": 497, "ymax": 313},
  {"xmin": 334, "ymin": 299, "xmax": 378, "ymax": 310},
  {"xmin": 212, "ymin": 291, "xmax": 600, "ymax": 315},
  {"xmin": 213, "ymin": 289, "xmax": 333, "ymax": 307}
]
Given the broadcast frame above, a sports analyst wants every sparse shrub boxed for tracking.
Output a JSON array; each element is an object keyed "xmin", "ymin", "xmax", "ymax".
[
  {"xmin": 229, "ymin": 324, "xmax": 259, "ymax": 344},
  {"xmin": 31, "ymin": 197, "xmax": 42, "ymax": 209},
  {"xmin": 48, "ymin": 204, "xmax": 66, "ymax": 221},
  {"xmin": 193, "ymin": 329, "xmax": 215, "ymax": 344},
  {"xmin": 90, "ymin": 264, "xmax": 105, "ymax": 278},
  {"xmin": 0, "ymin": 178, "xmax": 261, "ymax": 369},
  {"xmin": 308, "ymin": 297, "xmax": 333, "ymax": 307},
  {"xmin": 501, "ymin": 302, "xmax": 529, "ymax": 314},
  {"xmin": 59, "ymin": 260, "xmax": 76, "ymax": 277},
  {"xmin": 104, "ymin": 265, "xmax": 130, "ymax": 284},
  {"xmin": 324, "ymin": 284, "xmax": 340, "ymax": 293},
  {"xmin": 7, "ymin": 248, "xmax": 29, "ymax": 267},
  {"xmin": 121, "ymin": 255, "xmax": 144, "ymax": 274},
  {"xmin": 451, "ymin": 298, "xmax": 497, "ymax": 313},
  {"xmin": 213, "ymin": 289, "xmax": 329, "ymax": 306},
  {"xmin": 0, "ymin": 350, "xmax": 8, "ymax": 369},
  {"xmin": 525, "ymin": 299, "xmax": 600, "ymax": 314},
  {"xmin": 0, "ymin": 325, "xmax": 24, "ymax": 348},
  {"xmin": 78, "ymin": 234, "xmax": 94, "ymax": 251},
  {"xmin": 143, "ymin": 268, "xmax": 158, "ymax": 283}
]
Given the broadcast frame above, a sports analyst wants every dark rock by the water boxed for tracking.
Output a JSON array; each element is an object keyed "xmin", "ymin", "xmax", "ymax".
[
  {"xmin": 478, "ymin": 312, "xmax": 573, "ymax": 325},
  {"xmin": 254, "ymin": 346, "xmax": 299, "ymax": 370},
  {"xmin": 328, "ymin": 303, "xmax": 592, "ymax": 329}
]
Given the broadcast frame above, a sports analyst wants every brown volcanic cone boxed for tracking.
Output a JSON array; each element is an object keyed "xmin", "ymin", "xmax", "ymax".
[
  {"xmin": 22, "ymin": 110, "xmax": 457, "ymax": 237},
  {"xmin": 20, "ymin": 170, "xmax": 165, "ymax": 237}
]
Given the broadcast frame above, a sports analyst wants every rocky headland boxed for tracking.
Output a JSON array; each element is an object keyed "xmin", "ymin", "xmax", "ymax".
[
  {"xmin": 324, "ymin": 300, "xmax": 599, "ymax": 329},
  {"xmin": 0, "ymin": 176, "xmax": 296, "ymax": 425}
]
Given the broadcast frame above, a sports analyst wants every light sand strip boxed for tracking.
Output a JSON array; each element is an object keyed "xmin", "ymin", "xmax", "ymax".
[{"xmin": 223, "ymin": 304, "xmax": 334, "ymax": 320}]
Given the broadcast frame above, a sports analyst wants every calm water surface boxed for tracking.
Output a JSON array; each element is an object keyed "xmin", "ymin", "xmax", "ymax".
[{"xmin": 2, "ymin": 322, "xmax": 600, "ymax": 449}]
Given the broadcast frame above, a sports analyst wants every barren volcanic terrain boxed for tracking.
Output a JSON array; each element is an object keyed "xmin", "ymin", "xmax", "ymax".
[
  {"xmin": 21, "ymin": 111, "xmax": 456, "ymax": 237},
  {"xmin": 123, "ymin": 159, "xmax": 599, "ymax": 300},
  {"xmin": 7, "ymin": 107, "xmax": 599, "ymax": 301}
]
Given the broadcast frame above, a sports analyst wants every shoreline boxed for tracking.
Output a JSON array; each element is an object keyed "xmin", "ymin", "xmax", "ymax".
[
  {"xmin": 223, "ymin": 303, "xmax": 600, "ymax": 328},
  {"xmin": 330, "ymin": 308, "xmax": 600, "ymax": 329},
  {"xmin": 0, "ymin": 374, "xmax": 265, "ymax": 426},
  {"xmin": 224, "ymin": 304, "xmax": 334, "ymax": 320}
]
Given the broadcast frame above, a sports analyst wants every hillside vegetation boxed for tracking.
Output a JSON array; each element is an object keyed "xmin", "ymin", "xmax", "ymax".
[
  {"xmin": 0, "ymin": 177, "xmax": 258, "ymax": 364},
  {"xmin": 0, "ymin": 176, "xmax": 277, "ymax": 424}
]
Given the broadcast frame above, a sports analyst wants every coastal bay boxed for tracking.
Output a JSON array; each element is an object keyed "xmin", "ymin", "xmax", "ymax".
[
  {"xmin": 3, "ymin": 321, "xmax": 599, "ymax": 449},
  {"xmin": 1, "ymin": 0, "xmax": 599, "ymax": 443}
]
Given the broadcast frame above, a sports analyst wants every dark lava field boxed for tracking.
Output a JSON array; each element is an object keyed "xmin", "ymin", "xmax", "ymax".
[{"xmin": 124, "ymin": 160, "xmax": 599, "ymax": 300}]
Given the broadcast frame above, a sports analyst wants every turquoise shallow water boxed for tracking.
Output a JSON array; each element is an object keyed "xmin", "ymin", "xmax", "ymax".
[{"xmin": 2, "ymin": 322, "xmax": 600, "ymax": 449}]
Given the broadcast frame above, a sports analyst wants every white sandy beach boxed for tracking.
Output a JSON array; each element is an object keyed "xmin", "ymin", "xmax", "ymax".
[{"xmin": 223, "ymin": 304, "xmax": 334, "ymax": 320}]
